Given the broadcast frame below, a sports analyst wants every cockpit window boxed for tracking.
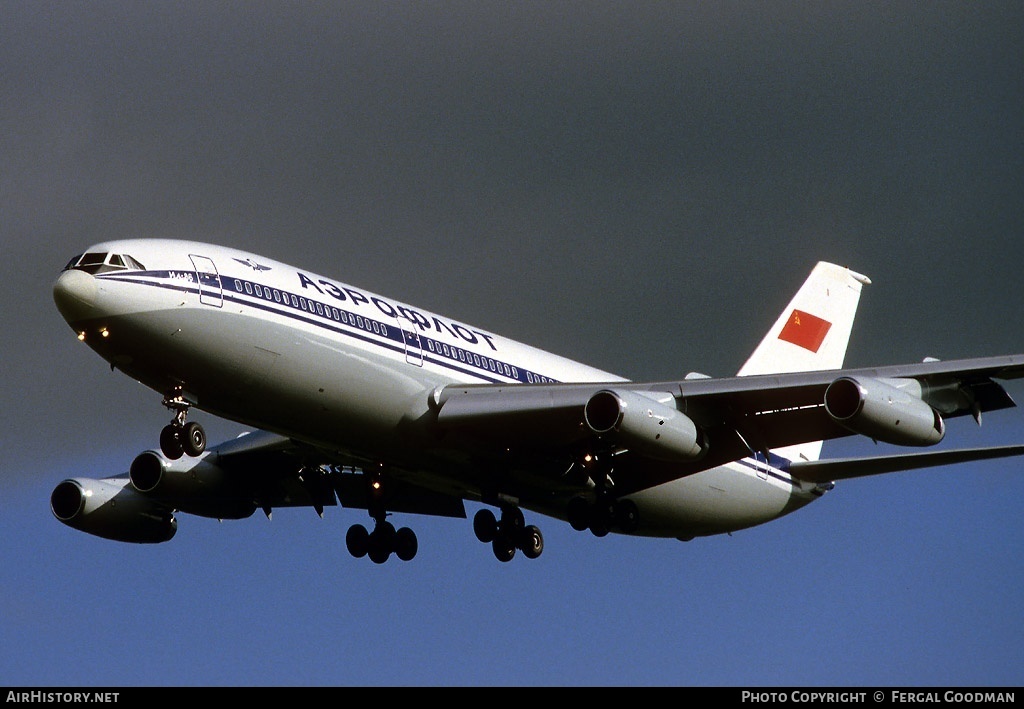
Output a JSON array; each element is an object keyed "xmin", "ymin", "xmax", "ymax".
[
  {"xmin": 123, "ymin": 254, "xmax": 146, "ymax": 270},
  {"xmin": 63, "ymin": 252, "xmax": 146, "ymax": 274}
]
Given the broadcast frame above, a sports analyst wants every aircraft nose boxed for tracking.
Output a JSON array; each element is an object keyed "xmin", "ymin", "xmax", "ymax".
[{"xmin": 53, "ymin": 268, "xmax": 99, "ymax": 324}]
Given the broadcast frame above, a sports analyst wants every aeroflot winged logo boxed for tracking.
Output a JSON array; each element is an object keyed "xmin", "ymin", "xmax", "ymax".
[
  {"xmin": 233, "ymin": 258, "xmax": 272, "ymax": 272},
  {"xmin": 778, "ymin": 309, "xmax": 832, "ymax": 352}
]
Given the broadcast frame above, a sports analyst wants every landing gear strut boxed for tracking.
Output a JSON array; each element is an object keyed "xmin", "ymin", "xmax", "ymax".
[
  {"xmin": 159, "ymin": 388, "xmax": 206, "ymax": 460},
  {"xmin": 473, "ymin": 505, "xmax": 544, "ymax": 562}
]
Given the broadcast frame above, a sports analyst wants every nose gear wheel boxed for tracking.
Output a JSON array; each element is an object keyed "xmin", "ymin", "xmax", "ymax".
[{"xmin": 159, "ymin": 389, "xmax": 206, "ymax": 459}]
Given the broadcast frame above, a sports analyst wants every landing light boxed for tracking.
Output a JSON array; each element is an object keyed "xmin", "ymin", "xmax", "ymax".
[
  {"xmin": 77, "ymin": 332, "xmax": 86, "ymax": 341},
  {"xmin": 99, "ymin": 328, "xmax": 109, "ymax": 338}
]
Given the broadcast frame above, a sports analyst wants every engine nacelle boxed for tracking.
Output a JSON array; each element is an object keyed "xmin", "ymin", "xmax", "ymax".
[
  {"xmin": 584, "ymin": 389, "xmax": 707, "ymax": 461},
  {"xmin": 824, "ymin": 376, "xmax": 945, "ymax": 446},
  {"xmin": 129, "ymin": 450, "xmax": 257, "ymax": 520},
  {"xmin": 50, "ymin": 477, "xmax": 177, "ymax": 543}
]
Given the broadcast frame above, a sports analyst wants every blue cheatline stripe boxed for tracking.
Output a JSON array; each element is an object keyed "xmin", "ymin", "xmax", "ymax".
[
  {"xmin": 735, "ymin": 455, "xmax": 801, "ymax": 488},
  {"xmin": 99, "ymin": 271, "xmax": 561, "ymax": 386}
]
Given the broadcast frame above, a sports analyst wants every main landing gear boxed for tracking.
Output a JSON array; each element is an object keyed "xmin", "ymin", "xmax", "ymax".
[
  {"xmin": 345, "ymin": 521, "xmax": 418, "ymax": 564},
  {"xmin": 472, "ymin": 505, "xmax": 544, "ymax": 562},
  {"xmin": 158, "ymin": 389, "xmax": 206, "ymax": 460},
  {"xmin": 343, "ymin": 467, "xmax": 418, "ymax": 564},
  {"xmin": 565, "ymin": 452, "xmax": 640, "ymax": 537},
  {"xmin": 566, "ymin": 493, "xmax": 639, "ymax": 537}
]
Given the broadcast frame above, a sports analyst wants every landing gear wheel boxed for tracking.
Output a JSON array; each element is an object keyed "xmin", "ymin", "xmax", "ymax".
[
  {"xmin": 159, "ymin": 425, "xmax": 184, "ymax": 460},
  {"xmin": 182, "ymin": 421, "xmax": 206, "ymax": 457},
  {"xmin": 520, "ymin": 525, "xmax": 544, "ymax": 559},
  {"xmin": 473, "ymin": 508, "xmax": 498, "ymax": 543},
  {"xmin": 567, "ymin": 496, "xmax": 590, "ymax": 531},
  {"xmin": 500, "ymin": 505, "xmax": 525, "ymax": 533},
  {"xmin": 589, "ymin": 498, "xmax": 615, "ymax": 537},
  {"xmin": 346, "ymin": 524, "xmax": 369, "ymax": 558},
  {"xmin": 395, "ymin": 527, "xmax": 418, "ymax": 561},
  {"xmin": 368, "ymin": 544, "xmax": 390, "ymax": 564},
  {"xmin": 614, "ymin": 499, "xmax": 639, "ymax": 533},
  {"xmin": 368, "ymin": 521, "xmax": 396, "ymax": 564},
  {"xmin": 492, "ymin": 536, "xmax": 516, "ymax": 562}
]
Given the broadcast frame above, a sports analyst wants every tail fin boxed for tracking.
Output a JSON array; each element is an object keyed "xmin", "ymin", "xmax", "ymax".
[
  {"xmin": 738, "ymin": 261, "xmax": 870, "ymax": 376},
  {"xmin": 737, "ymin": 261, "xmax": 871, "ymax": 463}
]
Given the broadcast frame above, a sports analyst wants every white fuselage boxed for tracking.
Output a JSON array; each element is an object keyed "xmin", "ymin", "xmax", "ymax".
[{"xmin": 53, "ymin": 239, "xmax": 822, "ymax": 539}]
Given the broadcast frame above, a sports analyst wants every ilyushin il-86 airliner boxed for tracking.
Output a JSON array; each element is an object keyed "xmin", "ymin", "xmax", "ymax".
[{"xmin": 51, "ymin": 240, "xmax": 1024, "ymax": 563}]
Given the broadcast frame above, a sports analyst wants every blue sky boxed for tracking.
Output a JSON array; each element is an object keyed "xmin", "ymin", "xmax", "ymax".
[{"xmin": 2, "ymin": 2, "xmax": 1022, "ymax": 687}]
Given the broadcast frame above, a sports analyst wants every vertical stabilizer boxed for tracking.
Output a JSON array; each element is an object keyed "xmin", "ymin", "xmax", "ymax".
[
  {"xmin": 738, "ymin": 262, "xmax": 869, "ymax": 376},
  {"xmin": 737, "ymin": 261, "xmax": 871, "ymax": 462}
]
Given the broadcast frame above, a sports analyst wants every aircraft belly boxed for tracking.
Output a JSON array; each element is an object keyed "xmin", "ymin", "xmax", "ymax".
[{"xmin": 626, "ymin": 464, "xmax": 818, "ymax": 538}]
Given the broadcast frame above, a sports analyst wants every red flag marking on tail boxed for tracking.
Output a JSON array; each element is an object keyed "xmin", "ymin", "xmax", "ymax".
[{"xmin": 778, "ymin": 309, "xmax": 832, "ymax": 353}]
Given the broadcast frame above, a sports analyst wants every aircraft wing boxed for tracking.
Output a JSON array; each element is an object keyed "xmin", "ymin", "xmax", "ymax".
[
  {"xmin": 166, "ymin": 430, "xmax": 467, "ymax": 519},
  {"xmin": 431, "ymin": 354, "xmax": 1024, "ymax": 478}
]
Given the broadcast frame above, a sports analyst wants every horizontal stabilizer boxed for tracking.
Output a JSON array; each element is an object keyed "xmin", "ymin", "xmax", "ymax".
[{"xmin": 789, "ymin": 444, "xmax": 1024, "ymax": 483}]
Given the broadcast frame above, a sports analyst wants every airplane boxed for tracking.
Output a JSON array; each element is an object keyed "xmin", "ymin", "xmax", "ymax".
[{"xmin": 50, "ymin": 240, "xmax": 1024, "ymax": 563}]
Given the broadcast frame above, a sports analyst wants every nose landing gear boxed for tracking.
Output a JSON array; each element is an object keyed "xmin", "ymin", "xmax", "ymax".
[{"xmin": 158, "ymin": 389, "xmax": 206, "ymax": 460}]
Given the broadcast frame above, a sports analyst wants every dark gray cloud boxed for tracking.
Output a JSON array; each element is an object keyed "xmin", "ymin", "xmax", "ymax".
[{"xmin": 4, "ymin": 2, "xmax": 1022, "ymax": 478}]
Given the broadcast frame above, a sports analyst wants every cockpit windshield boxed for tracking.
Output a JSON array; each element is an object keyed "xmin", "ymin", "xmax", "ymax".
[{"xmin": 63, "ymin": 252, "xmax": 146, "ymax": 275}]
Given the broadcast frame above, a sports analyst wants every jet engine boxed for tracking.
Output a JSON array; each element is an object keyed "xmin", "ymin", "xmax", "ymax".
[
  {"xmin": 50, "ymin": 477, "xmax": 177, "ymax": 543},
  {"xmin": 824, "ymin": 376, "xmax": 945, "ymax": 446},
  {"xmin": 129, "ymin": 450, "xmax": 257, "ymax": 519},
  {"xmin": 584, "ymin": 389, "xmax": 707, "ymax": 460}
]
